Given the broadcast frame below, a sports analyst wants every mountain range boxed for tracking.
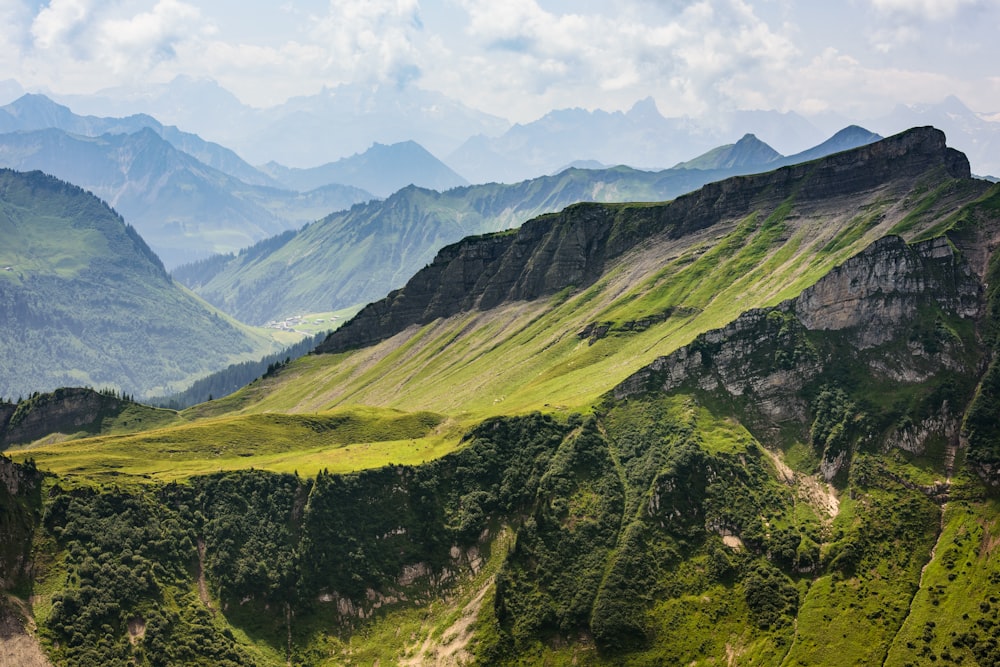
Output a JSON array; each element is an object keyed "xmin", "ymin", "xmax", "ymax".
[
  {"xmin": 0, "ymin": 95, "xmax": 480, "ymax": 269},
  {"xmin": 177, "ymin": 125, "xmax": 882, "ymax": 325},
  {"xmin": 3, "ymin": 128, "xmax": 1000, "ymax": 665},
  {"xmin": 22, "ymin": 76, "xmax": 998, "ymax": 180},
  {"xmin": 51, "ymin": 77, "xmax": 510, "ymax": 168}
]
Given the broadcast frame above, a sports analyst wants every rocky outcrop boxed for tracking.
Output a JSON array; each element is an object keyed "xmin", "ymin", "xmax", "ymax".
[
  {"xmin": 793, "ymin": 235, "xmax": 981, "ymax": 348},
  {"xmin": 0, "ymin": 388, "xmax": 127, "ymax": 448},
  {"xmin": 0, "ymin": 457, "xmax": 42, "ymax": 591},
  {"xmin": 614, "ymin": 235, "xmax": 980, "ymax": 403},
  {"xmin": 318, "ymin": 127, "xmax": 972, "ymax": 354},
  {"xmin": 612, "ymin": 234, "xmax": 983, "ymax": 481}
]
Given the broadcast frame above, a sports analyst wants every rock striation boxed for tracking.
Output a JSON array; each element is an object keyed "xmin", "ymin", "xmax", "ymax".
[
  {"xmin": 318, "ymin": 127, "xmax": 972, "ymax": 355},
  {"xmin": 0, "ymin": 388, "xmax": 127, "ymax": 448},
  {"xmin": 611, "ymin": 234, "xmax": 983, "ymax": 480}
]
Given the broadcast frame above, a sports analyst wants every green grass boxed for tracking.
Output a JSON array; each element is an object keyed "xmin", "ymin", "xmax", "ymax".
[
  {"xmin": 15, "ymin": 172, "xmax": 976, "ymax": 483},
  {"xmin": 8, "ymin": 406, "xmax": 450, "ymax": 482},
  {"xmin": 882, "ymin": 494, "xmax": 1000, "ymax": 666}
]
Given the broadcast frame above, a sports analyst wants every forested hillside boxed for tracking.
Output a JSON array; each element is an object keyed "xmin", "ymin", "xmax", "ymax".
[{"xmin": 0, "ymin": 169, "xmax": 290, "ymax": 399}]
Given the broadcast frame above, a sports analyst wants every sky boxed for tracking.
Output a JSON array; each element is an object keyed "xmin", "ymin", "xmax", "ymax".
[{"xmin": 1, "ymin": 0, "xmax": 998, "ymax": 123}]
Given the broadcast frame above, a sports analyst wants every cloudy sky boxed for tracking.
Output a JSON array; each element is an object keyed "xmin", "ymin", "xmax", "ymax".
[{"xmin": 1, "ymin": 0, "xmax": 998, "ymax": 123}]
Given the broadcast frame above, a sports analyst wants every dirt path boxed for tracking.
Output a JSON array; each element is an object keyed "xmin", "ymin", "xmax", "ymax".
[
  {"xmin": 762, "ymin": 447, "xmax": 839, "ymax": 521},
  {"xmin": 400, "ymin": 580, "xmax": 491, "ymax": 666},
  {"xmin": 197, "ymin": 539, "xmax": 212, "ymax": 611}
]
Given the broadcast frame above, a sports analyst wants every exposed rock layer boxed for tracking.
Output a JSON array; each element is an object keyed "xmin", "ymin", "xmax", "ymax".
[{"xmin": 318, "ymin": 127, "xmax": 971, "ymax": 355}]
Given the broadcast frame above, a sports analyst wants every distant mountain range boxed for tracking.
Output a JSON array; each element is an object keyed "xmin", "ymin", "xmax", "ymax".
[
  {"xmin": 259, "ymin": 141, "xmax": 468, "ymax": 198},
  {"xmin": 0, "ymin": 92, "xmax": 276, "ymax": 186},
  {"xmin": 51, "ymin": 77, "xmax": 510, "ymax": 168},
  {"xmin": 176, "ymin": 126, "xmax": 882, "ymax": 325},
  {"xmin": 0, "ymin": 124, "xmax": 370, "ymax": 268},
  {"xmin": 446, "ymin": 98, "xmax": 830, "ymax": 183},
  {"xmin": 674, "ymin": 126, "xmax": 883, "ymax": 171},
  {"xmin": 0, "ymin": 95, "xmax": 475, "ymax": 267},
  {"xmin": 0, "ymin": 169, "xmax": 287, "ymax": 399},
  {"xmin": 22, "ymin": 76, "xmax": 994, "ymax": 180}
]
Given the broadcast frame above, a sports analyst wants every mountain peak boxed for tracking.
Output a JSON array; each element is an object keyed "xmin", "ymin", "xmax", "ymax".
[
  {"xmin": 4, "ymin": 93, "xmax": 73, "ymax": 123},
  {"xmin": 674, "ymin": 133, "xmax": 780, "ymax": 170},
  {"xmin": 627, "ymin": 96, "xmax": 663, "ymax": 121}
]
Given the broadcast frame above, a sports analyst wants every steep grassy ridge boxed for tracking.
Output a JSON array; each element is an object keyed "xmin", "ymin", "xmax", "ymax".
[
  {"xmin": 13, "ymin": 130, "xmax": 991, "ymax": 482},
  {"xmin": 0, "ymin": 169, "xmax": 292, "ymax": 399}
]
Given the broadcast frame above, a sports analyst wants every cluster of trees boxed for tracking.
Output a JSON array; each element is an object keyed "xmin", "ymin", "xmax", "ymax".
[
  {"xmin": 152, "ymin": 332, "xmax": 326, "ymax": 409},
  {"xmin": 41, "ymin": 486, "xmax": 251, "ymax": 666}
]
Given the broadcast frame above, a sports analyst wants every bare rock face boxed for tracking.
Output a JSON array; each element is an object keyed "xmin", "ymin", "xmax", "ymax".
[
  {"xmin": 0, "ymin": 388, "xmax": 126, "ymax": 448},
  {"xmin": 318, "ymin": 127, "xmax": 971, "ymax": 355},
  {"xmin": 0, "ymin": 457, "xmax": 42, "ymax": 591},
  {"xmin": 612, "ymin": 234, "xmax": 983, "ymax": 481},
  {"xmin": 794, "ymin": 236, "xmax": 981, "ymax": 348}
]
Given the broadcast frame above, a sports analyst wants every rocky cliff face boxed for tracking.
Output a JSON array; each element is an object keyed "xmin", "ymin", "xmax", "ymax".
[
  {"xmin": 0, "ymin": 388, "xmax": 127, "ymax": 447},
  {"xmin": 612, "ymin": 234, "xmax": 983, "ymax": 481},
  {"xmin": 0, "ymin": 457, "xmax": 41, "ymax": 591},
  {"xmin": 318, "ymin": 127, "xmax": 973, "ymax": 355}
]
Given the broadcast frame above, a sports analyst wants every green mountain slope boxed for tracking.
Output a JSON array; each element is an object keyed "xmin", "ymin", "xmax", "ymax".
[
  {"xmin": 0, "ymin": 169, "xmax": 290, "ymax": 399},
  {"xmin": 673, "ymin": 132, "xmax": 782, "ymax": 170},
  {"xmin": 5, "ymin": 128, "xmax": 1000, "ymax": 666},
  {"xmin": 259, "ymin": 140, "xmax": 469, "ymax": 197},
  {"xmin": 183, "ymin": 127, "xmax": 880, "ymax": 326}
]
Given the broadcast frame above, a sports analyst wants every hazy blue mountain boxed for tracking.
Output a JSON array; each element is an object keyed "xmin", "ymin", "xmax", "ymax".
[
  {"xmin": 447, "ymin": 97, "xmax": 825, "ymax": 184},
  {"xmin": 53, "ymin": 76, "xmax": 259, "ymax": 155},
  {"xmin": 244, "ymin": 83, "xmax": 510, "ymax": 167},
  {"xmin": 0, "ymin": 169, "xmax": 284, "ymax": 399},
  {"xmin": 56, "ymin": 77, "xmax": 510, "ymax": 168},
  {"xmin": 776, "ymin": 125, "xmax": 882, "ymax": 165},
  {"xmin": 673, "ymin": 133, "xmax": 781, "ymax": 170},
  {"xmin": 259, "ymin": 141, "xmax": 469, "ymax": 198},
  {"xmin": 180, "ymin": 126, "xmax": 881, "ymax": 325},
  {"xmin": 0, "ymin": 93, "xmax": 276, "ymax": 187},
  {"xmin": 0, "ymin": 127, "xmax": 371, "ymax": 268},
  {"xmin": 868, "ymin": 95, "xmax": 1000, "ymax": 176}
]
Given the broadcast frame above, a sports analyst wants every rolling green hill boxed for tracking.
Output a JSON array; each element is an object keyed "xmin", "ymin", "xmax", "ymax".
[
  {"xmin": 0, "ymin": 169, "xmax": 293, "ymax": 399},
  {"xmin": 5, "ymin": 128, "xmax": 1000, "ymax": 666}
]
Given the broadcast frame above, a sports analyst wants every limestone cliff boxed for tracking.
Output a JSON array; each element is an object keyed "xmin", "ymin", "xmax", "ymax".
[
  {"xmin": 612, "ymin": 234, "xmax": 984, "ymax": 481},
  {"xmin": 0, "ymin": 388, "xmax": 127, "ymax": 448},
  {"xmin": 318, "ymin": 127, "xmax": 974, "ymax": 355}
]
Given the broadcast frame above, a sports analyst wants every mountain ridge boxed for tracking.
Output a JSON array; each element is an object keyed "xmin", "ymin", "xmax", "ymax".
[
  {"xmin": 317, "ymin": 127, "xmax": 971, "ymax": 355},
  {"xmin": 183, "ymin": 125, "xmax": 886, "ymax": 324}
]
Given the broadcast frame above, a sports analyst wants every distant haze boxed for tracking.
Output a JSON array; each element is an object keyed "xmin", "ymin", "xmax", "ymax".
[{"xmin": 0, "ymin": 2, "xmax": 996, "ymax": 156}]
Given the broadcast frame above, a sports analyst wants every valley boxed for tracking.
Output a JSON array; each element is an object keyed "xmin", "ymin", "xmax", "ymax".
[{"xmin": 2, "ymin": 128, "xmax": 1000, "ymax": 664}]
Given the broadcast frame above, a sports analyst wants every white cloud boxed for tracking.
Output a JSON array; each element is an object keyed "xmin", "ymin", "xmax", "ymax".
[
  {"xmin": 307, "ymin": 0, "xmax": 426, "ymax": 86},
  {"xmin": 869, "ymin": 0, "xmax": 983, "ymax": 20},
  {"xmin": 4, "ymin": 0, "xmax": 999, "ymax": 132},
  {"xmin": 445, "ymin": 0, "xmax": 797, "ymax": 119},
  {"xmin": 97, "ymin": 0, "xmax": 204, "ymax": 74},
  {"xmin": 31, "ymin": 0, "xmax": 95, "ymax": 51}
]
